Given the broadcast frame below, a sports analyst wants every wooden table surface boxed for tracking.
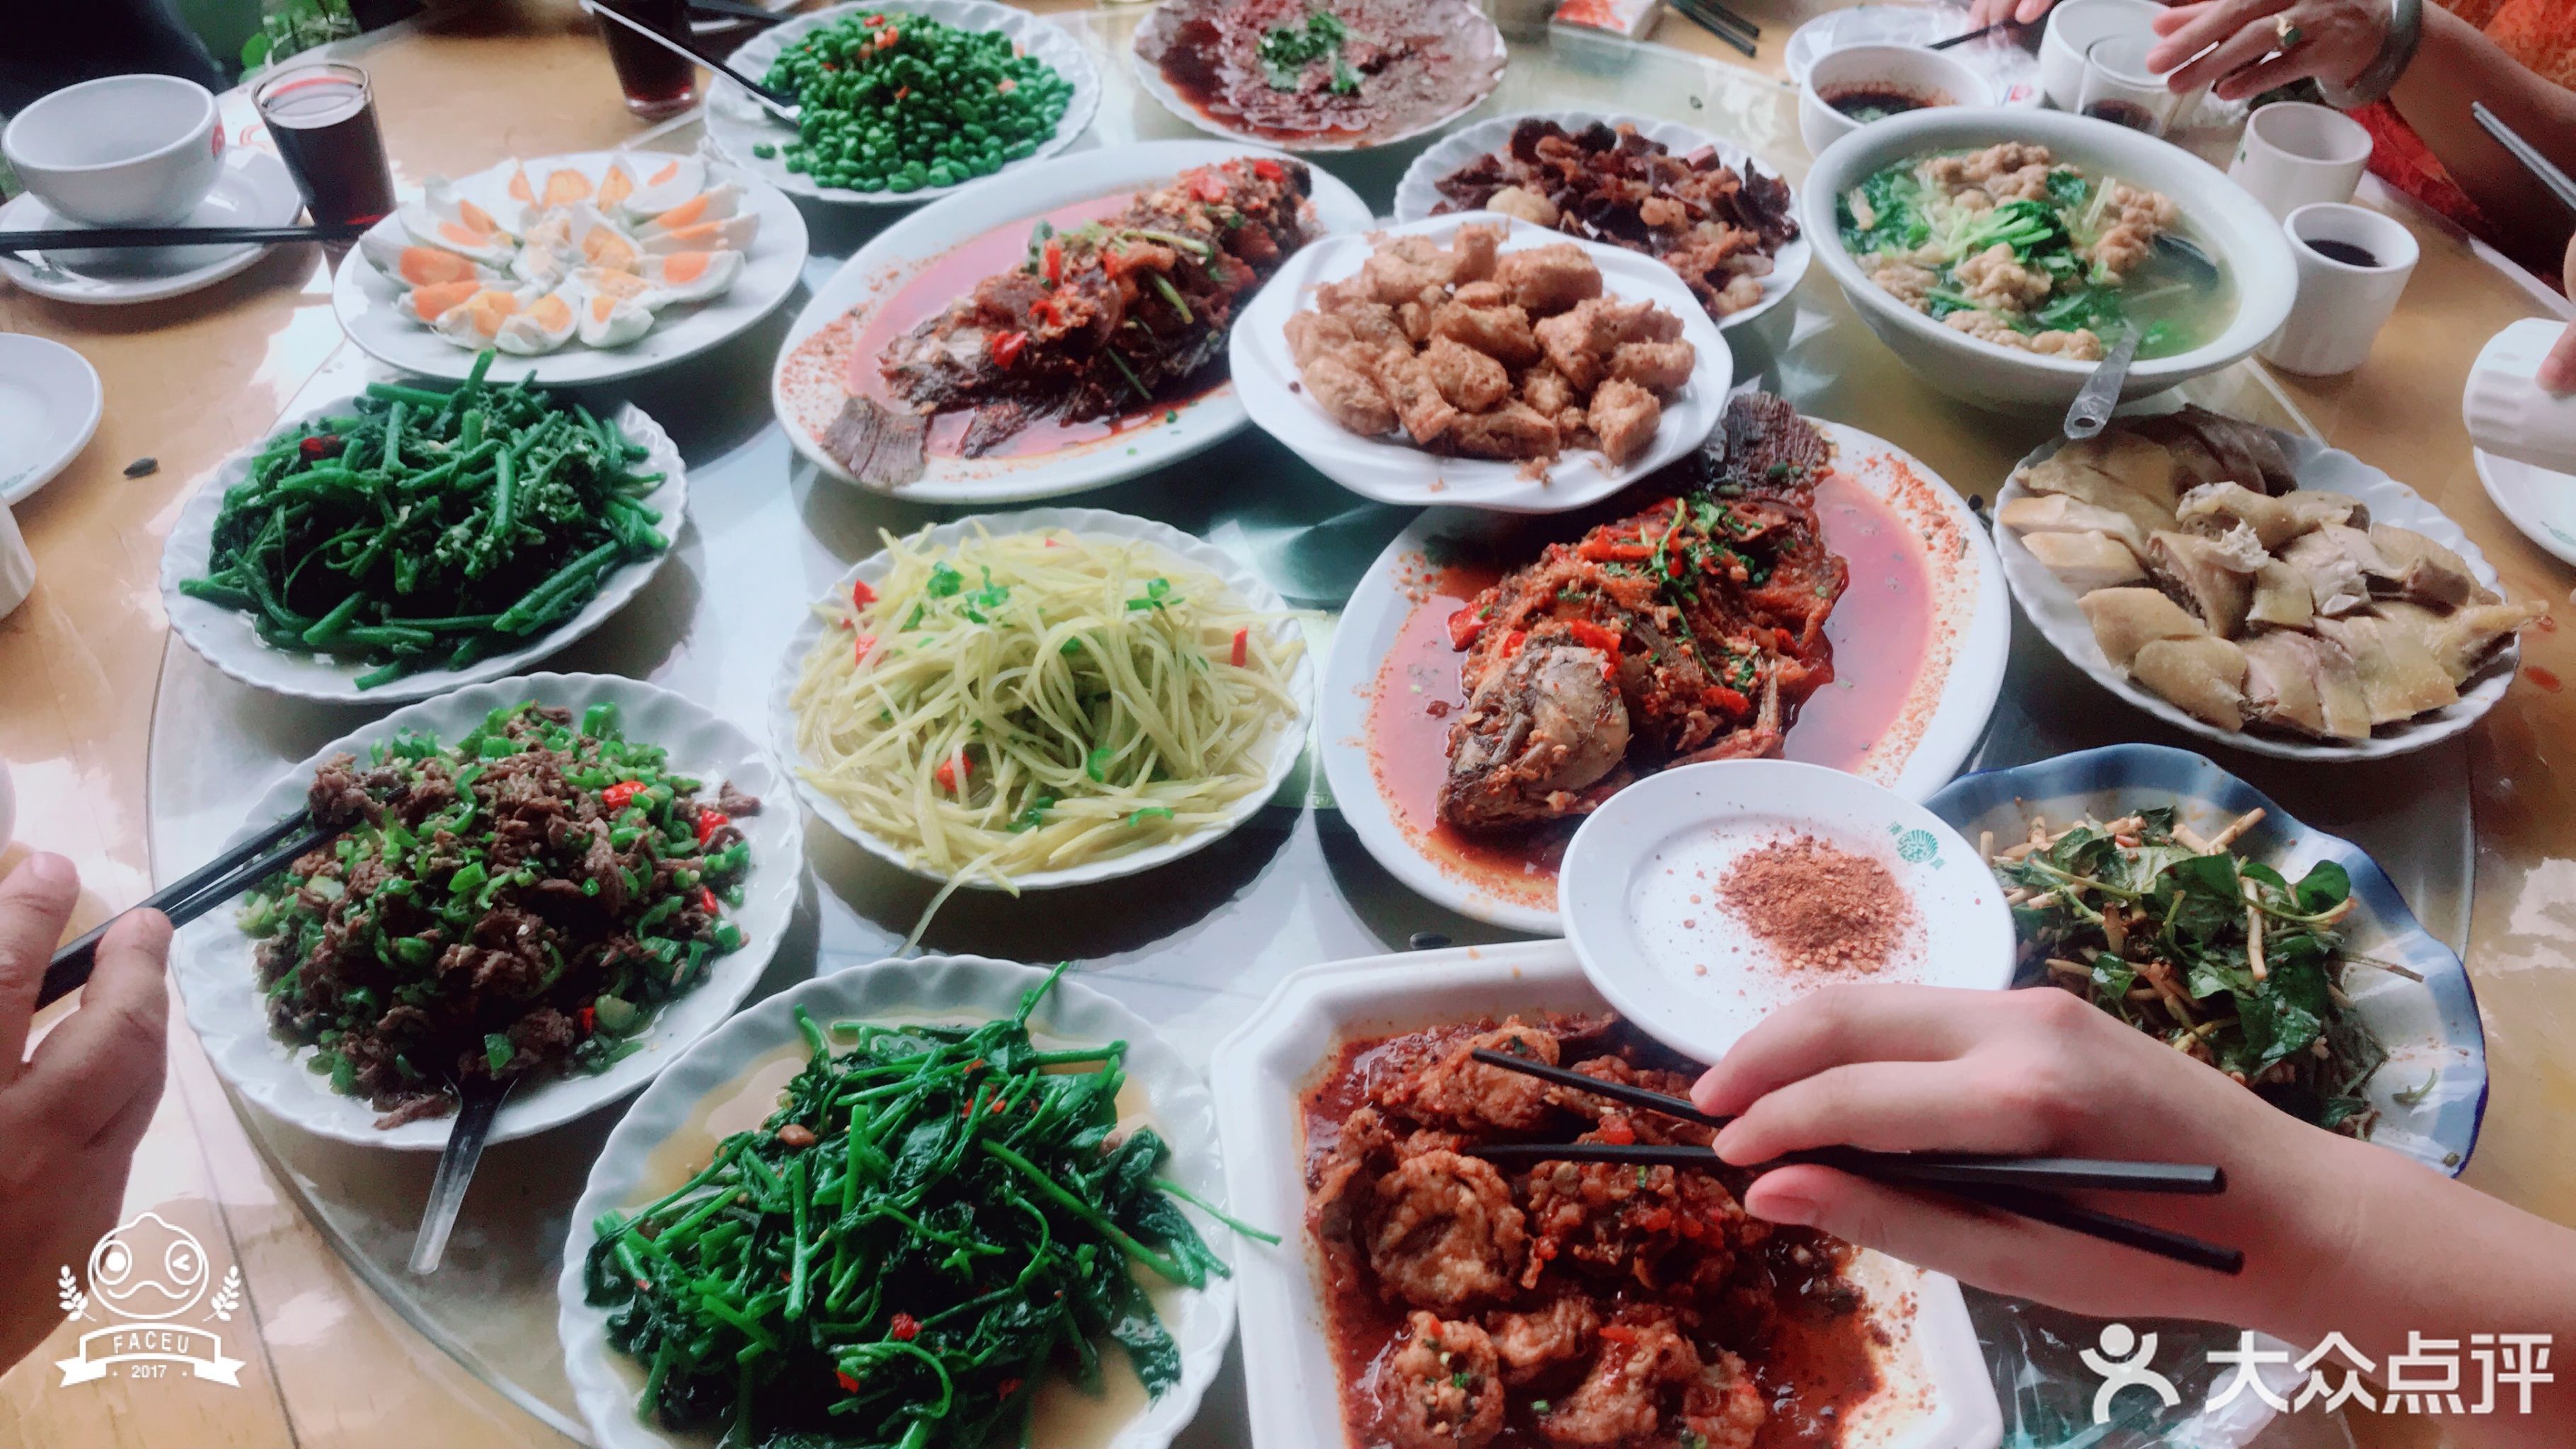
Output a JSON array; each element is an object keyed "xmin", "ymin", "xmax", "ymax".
[{"xmin": 1, "ymin": 2, "xmax": 2568, "ymax": 1444}]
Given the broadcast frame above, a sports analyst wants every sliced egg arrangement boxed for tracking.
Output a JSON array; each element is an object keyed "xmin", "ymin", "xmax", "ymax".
[{"xmin": 360, "ymin": 151, "xmax": 759, "ymax": 355}]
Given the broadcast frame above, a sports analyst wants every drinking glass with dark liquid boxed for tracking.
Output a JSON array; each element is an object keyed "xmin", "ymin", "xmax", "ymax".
[
  {"xmin": 252, "ymin": 62, "xmax": 396, "ymax": 226},
  {"xmin": 2076, "ymin": 37, "xmax": 2183, "ymax": 139},
  {"xmin": 598, "ymin": 0, "xmax": 701, "ymax": 120}
]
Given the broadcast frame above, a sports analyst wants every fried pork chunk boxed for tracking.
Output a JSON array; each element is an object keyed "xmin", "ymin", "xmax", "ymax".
[{"xmin": 1290, "ymin": 222, "xmax": 1694, "ymax": 469}]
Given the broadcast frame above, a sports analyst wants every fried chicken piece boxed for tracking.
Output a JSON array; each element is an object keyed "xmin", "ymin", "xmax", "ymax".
[
  {"xmin": 1427, "ymin": 335, "xmax": 1514, "ymax": 412},
  {"xmin": 1487, "ymin": 1296, "xmax": 1600, "ymax": 1387},
  {"xmin": 1430, "ymin": 299, "xmax": 1543, "ymax": 367},
  {"xmin": 1681, "ymin": 1347, "xmax": 1766, "ymax": 1449},
  {"xmin": 1451, "ymin": 401, "xmax": 1561, "ymax": 461},
  {"xmin": 1372, "ymin": 347, "xmax": 1462, "ymax": 446},
  {"xmin": 1539, "ymin": 1311, "xmax": 1701, "ymax": 1448},
  {"xmin": 1534, "ymin": 296, "xmax": 1681, "ymax": 391},
  {"xmin": 1451, "ymin": 222, "xmax": 1505, "ymax": 284},
  {"xmin": 1365, "ymin": 234, "xmax": 1460, "ymax": 304},
  {"xmin": 1587, "ymin": 379, "xmax": 1662, "ymax": 467},
  {"xmin": 1609, "ymin": 340, "xmax": 1694, "ymax": 392},
  {"xmin": 1367, "ymin": 1150, "xmax": 1527, "ymax": 1312},
  {"xmin": 1381, "ymin": 1021, "xmax": 1563, "ymax": 1132},
  {"xmin": 1521, "ymin": 364, "xmax": 1574, "ymax": 418},
  {"xmin": 1386, "ymin": 1312, "xmax": 1505, "ymax": 1449},
  {"xmin": 1298, "ymin": 349, "xmax": 1398, "ymax": 436},
  {"xmin": 1521, "ymin": 1141, "xmax": 1747, "ymax": 1295},
  {"xmin": 1495, "ymin": 242, "xmax": 1604, "ymax": 315},
  {"xmin": 1284, "ymin": 310, "xmax": 1356, "ymax": 367}
]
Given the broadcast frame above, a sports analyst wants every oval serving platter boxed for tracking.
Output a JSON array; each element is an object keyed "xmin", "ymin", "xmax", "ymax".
[
  {"xmin": 1319, "ymin": 414, "xmax": 2007, "ymax": 932},
  {"xmin": 773, "ymin": 139, "xmax": 1373, "ymax": 504},
  {"xmin": 1129, "ymin": 0, "xmax": 1506, "ymax": 155}
]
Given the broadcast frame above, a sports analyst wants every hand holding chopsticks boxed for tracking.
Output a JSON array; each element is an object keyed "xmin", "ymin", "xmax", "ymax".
[{"xmin": 40, "ymin": 812, "xmax": 337, "ymax": 1010}]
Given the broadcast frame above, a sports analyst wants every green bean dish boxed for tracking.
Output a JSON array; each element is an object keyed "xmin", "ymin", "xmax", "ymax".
[
  {"xmin": 584, "ymin": 967, "xmax": 1262, "ymax": 1449},
  {"xmin": 759, "ymin": 11, "xmax": 1074, "ymax": 194},
  {"xmin": 181, "ymin": 350, "xmax": 672, "ymax": 690}
]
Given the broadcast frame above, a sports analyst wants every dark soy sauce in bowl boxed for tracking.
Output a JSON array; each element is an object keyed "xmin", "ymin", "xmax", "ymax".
[
  {"xmin": 1824, "ymin": 86, "xmax": 1943, "ymax": 122},
  {"xmin": 2306, "ymin": 238, "xmax": 2381, "ymax": 267}
]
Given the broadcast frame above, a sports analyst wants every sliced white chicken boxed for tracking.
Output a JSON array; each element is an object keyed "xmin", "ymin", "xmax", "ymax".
[
  {"xmin": 2079, "ymin": 587, "xmax": 2208, "ymax": 669},
  {"xmin": 2024, "ymin": 531, "xmax": 2146, "ymax": 591},
  {"xmin": 2312, "ymin": 613, "xmax": 2459, "ymax": 724},
  {"xmin": 2246, "ymin": 560, "xmax": 2315, "ymax": 630},
  {"xmin": 2239, "ymin": 630, "xmax": 2369, "ymax": 740},
  {"xmin": 2013, "ymin": 434, "xmax": 2185, "ymax": 538},
  {"xmin": 2148, "ymin": 531, "xmax": 2254, "ymax": 635},
  {"xmin": 2132, "ymin": 636, "xmax": 2249, "ymax": 731},
  {"xmin": 2175, "ymin": 481, "xmax": 2364, "ymax": 549},
  {"xmin": 2365, "ymin": 524, "xmax": 2488, "ymax": 608},
  {"xmin": 1997, "ymin": 493, "xmax": 2149, "ymax": 557},
  {"xmin": 2372, "ymin": 599, "xmax": 2546, "ymax": 685},
  {"xmin": 2279, "ymin": 526, "xmax": 2383, "ymax": 617}
]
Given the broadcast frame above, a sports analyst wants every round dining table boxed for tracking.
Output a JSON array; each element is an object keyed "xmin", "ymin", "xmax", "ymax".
[{"xmin": 0, "ymin": 1, "xmax": 2569, "ymax": 1445}]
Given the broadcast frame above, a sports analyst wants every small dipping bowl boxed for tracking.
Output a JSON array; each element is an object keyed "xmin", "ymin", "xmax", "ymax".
[
  {"xmin": 1800, "ymin": 45, "xmax": 1999, "ymax": 157},
  {"xmin": 2, "ymin": 74, "xmax": 224, "ymax": 227}
]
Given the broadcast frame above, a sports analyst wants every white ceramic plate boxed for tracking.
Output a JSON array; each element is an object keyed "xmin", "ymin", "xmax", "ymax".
[
  {"xmin": 0, "ymin": 333, "xmax": 103, "ymax": 505},
  {"xmin": 558, "ymin": 954, "xmax": 1238, "ymax": 1449},
  {"xmin": 1561, "ymin": 758, "xmax": 2016, "ymax": 1062},
  {"xmin": 0, "ymin": 147, "xmax": 301, "ymax": 305},
  {"xmin": 1318, "ymin": 414, "xmax": 2009, "ymax": 933},
  {"xmin": 159, "ymin": 388, "xmax": 687, "ymax": 704},
  {"xmin": 1392, "ymin": 110, "xmax": 1812, "ymax": 334},
  {"xmin": 773, "ymin": 139, "xmax": 1374, "ymax": 502},
  {"xmin": 1233, "ymin": 212, "xmax": 1734, "ymax": 514},
  {"xmin": 1999, "ymin": 427, "xmax": 2524, "ymax": 760},
  {"xmin": 1211, "ymin": 940, "xmax": 2007, "ymax": 1449},
  {"xmin": 2474, "ymin": 446, "xmax": 2576, "ymax": 572},
  {"xmin": 170, "ymin": 672, "xmax": 803, "ymax": 1150},
  {"xmin": 1783, "ymin": 4, "xmax": 2046, "ymax": 104},
  {"xmin": 706, "ymin": 0, "xmax": 1102, "ymax": 207},
  {"xmin": 331, "ymin": 150, "xmax": 807, "ymax": 385},
  {"xmin": 769, "ymin": 507, "xmax": 1315, "ymax": 889},
  {"xmin": 1128, "ymin": 0, "xmax": 1506, "ymax": 154}
]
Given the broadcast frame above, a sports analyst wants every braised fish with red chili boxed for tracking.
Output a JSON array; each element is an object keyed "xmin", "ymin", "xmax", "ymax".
[
  {"xmin": 820, "ymin": 156, "xmax": 1326, "ymax": 485},
  {"xmin": 1439, "ymin": 393, "xmax": 1848, "ymax": 831}
]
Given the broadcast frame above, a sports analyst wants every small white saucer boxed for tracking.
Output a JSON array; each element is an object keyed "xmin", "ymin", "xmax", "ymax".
[
  {"xmin": 1559, "ymin": 759, "xmax": 2016, "ymax": 1063},
  {"xmin": 0, "ymin": 147, "xmax": 301, "ymax": 305},
  {"xmin": 2474, "ymin": 447, "xmax": 2576, "ymax": 571},
  {"xmin": 0, "ymin": 334, "xmax": 104, "ymax": 505}
]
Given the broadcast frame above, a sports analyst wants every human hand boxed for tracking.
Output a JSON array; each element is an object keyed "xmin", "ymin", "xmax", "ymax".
[
  {"xmin": 2148, "ymin": 0, "xmax": 2388, "ymax": 104},
  {"xmin": 0, "ymin": 854, "xmax": 171, "ymax": 1373},
  {"xmin": 2541, "ymin": 237, "xmax": 2576, "ymax": 395},
  {"xmin": 1966, "ymin": 0, "xmax": 2059, "ymax": 31},
  {"xmin": 1690, "ymin": 985, "xmax": 2366, "ymax": 1335}
]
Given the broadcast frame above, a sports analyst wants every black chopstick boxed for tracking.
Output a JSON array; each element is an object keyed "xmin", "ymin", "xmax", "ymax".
[
  {"xmin": 1667, "ymin": 0, "xmax": 1760, "ymax": 58},
  {"xmin": 39, "ymin": 814, "xmax": 338, "ymax": 1010},
  {"xmin": 687, "ymin": 0, "xmax": 784, "ymax": 23},
  {"xmin": 1946, "ymin": 1184, "xmax": 2245, "ymax": 1275},
  {"xmin": 1931, "ymin": 18, "xmax": 2024, "ymax": 50},
  {"xmin": 2471, "ymin": 102, "xmax": 2576, "ymax": 217},
  {"xmin": 0, "ymin": 221, "xmax": 371, "ymax": 253},
  {"xmin": 582, "ymin": 0, "xmax": 799, "ymax": 112},
  {"xmin": 1464, "ymin": 1141, "xmax": 2224, "ymax": 1195}
]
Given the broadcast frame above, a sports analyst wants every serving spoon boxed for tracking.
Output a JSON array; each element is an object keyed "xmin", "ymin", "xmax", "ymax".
[
  {"xmin": 408, "ymin": 1074, "xmax": 518, "ymax": 1275},
  {"xmin": 2062, "ymin": 326, "xmax": 2141, "ymax": 441}
]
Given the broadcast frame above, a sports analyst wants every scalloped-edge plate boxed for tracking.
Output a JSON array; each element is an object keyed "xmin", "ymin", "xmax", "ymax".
[
  {"xmin": 168, "ymin": 672, "xmax": 803, "ymax": 1150},
  {"xmin": 558, "ymin": 954, "xmax": 1238, "ymax": 1449},
  {"xmin": 1926, "ymin": 742, "xmax": 2488, "ymax": 1175},
  {"xmin": 772, "ymin": 139, "xmax": 1374, "ymax": 503},
  {"xmin": 1128, "ymin": 0, "xmax": 1505, "ymax": 154},
  {"xmin": 1318, "ymin": 416, "xmax": 2009, "ymax": 933},
  {"xmin": 706, "ymin": 0, "xmax": 1101, "ymax": 207},
  {"xmin": 330, "ymin": 149, "xmax": 807, "ymax": 386},
  {"xmin": 1231, "ymin": 212, "xmax": 1735, "ymax": 514},
  {"xmin": 2473, "ymin": 446, "xmax": 2576, "ymax": 572},
  {"xmin": 769, "ymin": 507, "xmax": 1315, "ymax": 889},
  {"xmin": 1997, "ymin": 427, "xmax": 2524, "ymax": 761},
  {"xmin": 1211, "ymin": 940, "xmax": 2006, "ymax": 1449},
  {"xmin": 159, "ymin": 390, "xmax": 687, "ymax": 704},
  {"xmin": 1391, "ymin": 110, "xmax": 1812, "ymax": 335}
]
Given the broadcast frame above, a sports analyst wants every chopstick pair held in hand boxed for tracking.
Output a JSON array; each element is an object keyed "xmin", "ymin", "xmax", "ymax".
[{"xmin": 39, "ymin": 812, "xmax": 335, "ymax": 1010}]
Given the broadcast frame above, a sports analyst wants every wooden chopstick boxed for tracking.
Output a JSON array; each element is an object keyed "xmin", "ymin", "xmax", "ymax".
[
  {"xmin": 39, "ymin": 814, "xmax": 338, "ymax": 1009},
  {"xmin": 0, "ymin": 222, "xmax": 370, "ymax": 252}
]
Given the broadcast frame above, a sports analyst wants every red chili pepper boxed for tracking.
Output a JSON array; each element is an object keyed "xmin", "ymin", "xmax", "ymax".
[
  {"xmin": 890, "ymin": 1312, "xmax": 921, "ymax": 1341},
  {"xmin": 853, "ymin": 632, "xmax": 877, "ymax": 665},
  {"xmin": 1500, "ymin": 629, "xmax": 1528, "ymax": 658},
  {"xmin": 1252, "ymin": 158, "xmax": 1282, "ymax": 182},
  {"xmin": 836, "ymin": 1370, "xmax": 862, "ymax": 1393},
  {"xmin": 1597, "ymin": 1116, "xmax": 1636, "ymax": 1145},
  {"xmin": 996, "ymin": 1378, "xmax": 1024, "ymax": 1399},
  {"xmin": 1029, "ymin": 297, "xmax": 1060, "ymax": 330},
  {"xmin": 1599, "ymin": 1324, "xmax": 1639, "ymax": 1344},
  {"xmin": 1190, "ymin": 171, "xmax": 1227, "ymax": 202},
  {"xmin": 1042, "ymin": 238, "xmax": 1063, "ymax": 284},
  {"xmin": 1229, "ymin": 627, "xmax": 1249, "ymax": 668},
  {"xmin": 299, "ymin": 434, "xmax": 341, "ymax": 459},
  {"xmin": 699, "ymin": 886, "xmax": 720, "ymax": 916},
  {"xmin": 578, "ymin": 1005, "xmax": 597, "ymax": 1035},
  {"xmin": 1701, "ymin": 685, "xmax": 1750, "ymax": 713},
  {"xmin": 602, "ymin": 780, "xmax": 645, "ymax": 810},
  {"xmin": 876, "ymin": 26, "xmax": 899, "ymax": 48},
  {"xmin": 1565, "ymin": 620, "xmax": 1622, "ymax": 654},
  {"xmin": 1447, "ymin": 608, "xmax": 1485, "ymax": 650},
  {"xmin": 892, "ymin": 83, "xmax": 909, "ymax": 99},
  {"xmin": 936, "ymin": 752, "xmax": 970, "ymax": 793},
  {"xmin": 851, "ymin": 578, "xmax": 877, "ymax": 608},
  {"xmin": 1577, "ymin": 536, "xmax": 1652, "ymax": 562},
  {"xmin": 987, "ymin": 329, "xmax": 1028, "ymax": 368},
  {"xmin": 696, "ymin": 808, "xmax": 730, "ymax": 846}
]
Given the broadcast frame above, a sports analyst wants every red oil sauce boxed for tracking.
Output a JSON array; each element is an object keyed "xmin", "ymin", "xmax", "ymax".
[
  {"xmin": 2528, "ymin": 666, "xmax": 2562, "ymax": 693},
  {"xmin": 843, "ymin": 191, "xmax": 1187, "ymax": 460},
  {"xmin": 1783, "ymin": 472, "xmax": 1933, "ymax": 771},
  {"xmin": 1364, "ymin": 473, "xmax": 1934, "ymax": 899},
  {"xmin": 1300, "ymin": 1024, "xmax": 1883, "ymax": 1449}
]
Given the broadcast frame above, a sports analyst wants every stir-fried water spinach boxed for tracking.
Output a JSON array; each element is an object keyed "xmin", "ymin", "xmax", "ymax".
[
  {"xmin": 585, "ymin": 967, "xmax": 1266, "ymax": 1448},
  {"xmin": 1986, "ymin": 806, "xmax": 2393, "ymax": 1136}
]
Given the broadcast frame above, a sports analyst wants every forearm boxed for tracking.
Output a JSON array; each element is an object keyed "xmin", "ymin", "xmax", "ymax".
[
  {"xmin": 2258, "ymin": 1135, "xmax": 2576, "ymax": 1443},
  {"xmin": 2387, "ymin": 4, "xmax": 2576, "ymax": 269}
]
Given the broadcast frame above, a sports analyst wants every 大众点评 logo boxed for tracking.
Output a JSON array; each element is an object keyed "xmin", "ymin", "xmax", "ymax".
[{"xmin": 53, "ymin": 1211, "xmax": 246, "ymax": 1388}]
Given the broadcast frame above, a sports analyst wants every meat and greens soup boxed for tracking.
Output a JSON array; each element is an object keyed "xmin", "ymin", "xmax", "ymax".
[{"xmin": 1836, "ymin": 142, "xmax": 2234, "ymax": 361}]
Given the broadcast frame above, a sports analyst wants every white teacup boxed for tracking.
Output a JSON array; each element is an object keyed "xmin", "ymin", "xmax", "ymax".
[
  {"xmin": 2040, "ymin": 0, "xmax": 2161, "ymax": 109},
  {"xmin": 1799, "ymin": 45, "xmax": 1999, "ymax": 158},
  {"xmin": 2, "ymin": 74, "xmax": 225, "ymax": 227},
  {"xmin": 2229, "ymin": 101, "xmax": 2373, "ymax": 221},
  {"xmin": 2463, "ymin": 317, "xmax": 2576, "ymax": 475},
  {"xmin": 2259, "ymin": 202, "xmax": 2418, "ymax": 377}
]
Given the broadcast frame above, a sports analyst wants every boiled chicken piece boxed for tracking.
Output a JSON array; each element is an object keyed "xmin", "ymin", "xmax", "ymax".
[
  {"xmin": 1997, "ymin": 493, "xmax": 2149, "ymax": 557},
  {"xmin": 2364, "ymin": 525, "xmax": 2488, "ymax": 609},
  {"xmin": 2131, "ymin": 636, "xmax": 2250, "ymax": 730},
  {"xmin": 2175, "ymin": 481, "xmax": 2364, "ymax": 549},
  {"xmin": 2131, "ymin": 406, "xmax": 2300, "ymax": 495},
  {"xmin": 2147, "ymin": 531, "xmax": 2255, "ymax": 635},
  {"xmin": 2372, "ymin": 599, "xmax": 2546, "ymax": 684},
  {"xmin": 2246, "ymin": 560, "xmax": 2315, "ymax": 630},
  {"xmin": 2238, "ymin": 630, "xmax": 2370, "ymax": 740},
  {"xmin": 2311, "ymin": 613, "xmax": 2459, "ymax": 724},
  {"xmin": 2023, "ymin": 531, "xmax": 2146, "ymax": 591},
  {"xmin": 1440, "ymin": 635, "xmax": 1633, "ymax": 829},
  {"xmin": 2013, "ymin": 434, "xmax": 2187, "ymax": 539},
  {"xmin": 2078, "ymin": 587, "xmax": 2207, "ymax": 669},
  {"xmin": 2279, "ymin": 526, "xmax": 2383, "ymax": 616}
]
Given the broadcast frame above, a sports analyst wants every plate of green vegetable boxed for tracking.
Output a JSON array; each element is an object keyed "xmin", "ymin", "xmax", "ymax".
[
  {"xmin": 705, "ymin": 0, "xmax": 1100, "ymax": 207},
  {"xmin": 169, "ymin": 672, "xmax": 802, "ymax": 1149},
  {"xmin": 160, "ymin": 358, "xmax": 687, "ymax": 702},
  {"xmin": 557, "ymin": 955, "xmax": 1243, "ymax": 1449}
]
